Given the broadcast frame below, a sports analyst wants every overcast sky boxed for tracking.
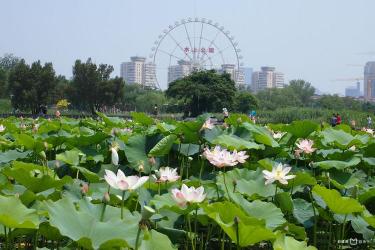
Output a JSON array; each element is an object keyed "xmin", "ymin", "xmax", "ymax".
[{"xmin": 1, "ymin": 0, "xmax": 374, "ymax": 94}]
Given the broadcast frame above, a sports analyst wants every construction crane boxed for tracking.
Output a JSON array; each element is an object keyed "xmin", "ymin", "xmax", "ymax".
[{"xmin": 331, "ymin": 77, "xmax": 363, "ymax": 82}]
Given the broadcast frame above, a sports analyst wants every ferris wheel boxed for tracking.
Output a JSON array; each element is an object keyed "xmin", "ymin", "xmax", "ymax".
[{"xmin": 149, "ymin": 17, "xmax": 243, "ymax": 89}]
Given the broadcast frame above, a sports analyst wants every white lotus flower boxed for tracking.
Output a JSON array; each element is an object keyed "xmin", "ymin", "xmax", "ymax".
[
  {"xmin": 0, "ymin": 124, "xmax": 5, "ymax": 132},
  {"xmin": 104, "ymin": 169, "xmax": 149, "ymax": 191},
  {"xmin": 262, "ymin": 163, "xmax": 296, "ymax": 185},
  {"xmin": 110, "ymin": 147, "xmax": 119, "ymax": 166},
  {"xmin": 201, "ymin": 118, "xmax": 215, "ymax": 130},
  {"xmin": 272, "ymin": 131, "xmax": 285, "ymax": 139},
  {"xmin": 362, "ymin": 127, "xmax": 374, "ymax": 136},
  {"xmin": 154, "ymin": 167, "xmax": 180, "ymax": 183},
  {"xmin": 203, "ymin": 146, "xmax": 248, "ymax": 168},
  {"xmin": 295, "ymin": 139, "xmax": 316, "ymax": 154},
  {"xmin": 171, "ymin": 184, "xmax": 206, "ymax": 207},
  {"xmin": 349, "ymin": 145, "xmax": 356, "ymax": 151}
]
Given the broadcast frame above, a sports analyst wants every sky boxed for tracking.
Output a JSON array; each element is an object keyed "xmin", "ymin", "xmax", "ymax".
[{"xmin": 1, "ymin": 0, "xmax": 374, "ymax": 94}]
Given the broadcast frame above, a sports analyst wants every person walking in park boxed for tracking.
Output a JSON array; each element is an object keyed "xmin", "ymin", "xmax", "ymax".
[
  {"xmin": 336, "ymin": 113, "xmax": 341, "ymax": 125},
  {"xmin": 367, "ymin": 115, "xmax": 372, "ymax": 128},
  {"xmin": 330, "ymin": 113, "xmax": 337, "ymax": 127}
]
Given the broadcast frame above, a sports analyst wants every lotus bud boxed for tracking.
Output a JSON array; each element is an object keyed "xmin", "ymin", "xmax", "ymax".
[
  {"xmin": 188, "ymin": 157, "xmax": 193, "ymax": 161},
  {"xmin": 39, "ymin": 151, "xmax": 47, "ymax": 160},
  {"xmin": 148, "ymin": 157, "xmax": 156, "ymax": 166},
  {"xmin": 138, "ymin": 163, "xmax": 145, "ymax": 173},
  {"xmin": 55, "ymin": 110, "xmax": 61, "ymax": 118},
  {"xmin": 15, "ymin": 193, "xmax": 20, "ymax": 198},
  {"xmin": 81, "ymin": 183, "xmax": 89, "ymax": 195},
  {"xmin": 44, "ymin": 141, "xmax": 49, "ymax": 150},
  {"xmin": 237, "ymin": 117, "xmax": 242, "ymax": 123},
  {"xmin": 234, "ymin": 216, "xmax": 239, "ymax": 224},
  {"xmin": 232, "ymin": 179, "xmax": 237, "ymax": 192},
  {"xmin": 103, "ymin": 192, "xmax": 110, "ymax": 203},
  {"xmin": 141, "ymin": 205, "xmax": 156, "ymax": 220},
  {"xmin": 55, "ymin": 160, "xmax": 60, "ymax": 169}
]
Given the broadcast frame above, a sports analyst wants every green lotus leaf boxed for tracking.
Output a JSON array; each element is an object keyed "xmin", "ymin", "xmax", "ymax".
[
  {"xmin": 173, "ymin": 143, "xmax": 200, "ymax": 156},
  {"xmin": 320, "ymin": 128, "xmax": 366, "ymax": 149},
  {"xmin": 56, "ymin": 148, "xmax": 82, "ymax": 166},
  {"xmin": 124, "ymin": 135, "xmax": 152, "ymax": 173},
  {"xmin": 232, "ymin": 194, "xmax": 286, "ymax": 229},
  {"xmin": 44, "ymin": 197, "xmax": 140, "ymax": 249},
  {"xmin": 359, "ymin": 188, "xmax": 375, "ymax": 204},
  {"xmin": 96, "ymin": 111, "xmax": 125, "ymax": 127},
  {"xmin": 139, "ymin": 229, "xmax": 176, "ymax": 250},
  {"xmin": 0, "ymin": 149, "xmax": 31, "ymax": 164},
  {"xmin": 3, "ymin": 161, "xmax": 72, "ymax": 193},
  {"xmin": 14, "ymin": 133, "xmax": 44, "ymax": 152},
  {"xmin": 292, "ymin": 198, "xmax": 316, "ymax": 228},
  {"xmin": 212, "ymin": 134, "xmax": 264, "ymax": 151},
  {"xmin": 275, "ymin": 192, "xmax": 293, "ymax": 213},
  {"xmin": 285, "ymin": 171, "xmax": 317, "ymax": 188},
  {"xmin": 312, "ymin": 157, "xmax": 360, "ymax": 170},
  {"xmin": 201, "ymin": 201, "xmax": 275, "ymax": 246},
  {"xmin": 0, "ymin": 195, "xmax": 39, "ymax": 229},
  {"xmin": 175, "ymin": 120, "xmax": 202, "ymax": 144},
  {"xmin": 241, "ymin": 122, "xmax": 279, "ymax": 147},
  {"xmin": 131, "ymin": 112, "xmax": 154, "ymax": 126},
  {"xmin": 149, "ymin": 134, "xmax": 177, "ymax": 156},
  {"xmin": 312, "ymin": 185, "xmax": 364, "ymax": 214},
  {"xmin": 273, "ymin": 233, "xmax": 317, "ymax": 250},
  {"xmin": 284, "ymin": 120, "xmax": 319, "ymax": 139}
]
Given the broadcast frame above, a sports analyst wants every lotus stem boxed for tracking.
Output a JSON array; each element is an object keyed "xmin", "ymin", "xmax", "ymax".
[
  {"xmin": 222, "ymin": 168, "xmax": 232, "ymax": 201},
  {"xmin": 134, "ymin": 225, "xmax": 142, "ymax": 250},
  {"xmin": 308, "ymin": 189, "xmax": 317, "ymax": 247},
  {"xmin": 100, "ymin": 203, "xmax": 107, "ymax": 222},
  {"xmin": 187, "ymin": 213, "xmax": 196, "ymax": 250},
  {"xmin": 4, "ymin": 225, "xmax": 7, "ymax": 249},
  {"xmin": 234, "ymin": 217, "xmax": 240, "ymax": 250},
  {"xmin": 194, "ymin": 207, "xmax": 198, "ymax": 248},
  {"xmin": 121, "ymin": 191, "xmax": 125, "ymax": 220},
  {"xmin": 341, "ymin": 214, "xmax": 348, "ymax": 249},
  {"xmin": 199, "ymin": 158, "xmax": 204, "ymax": 184}
]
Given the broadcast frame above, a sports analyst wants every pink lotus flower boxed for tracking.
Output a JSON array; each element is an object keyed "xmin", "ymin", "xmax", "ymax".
[
  {"xmin": 171, "ymin": 184, "xmax": 206, "ymax": 207},
  {"xmin": 262, "ymin": 163, "xmax": 296, "ymax": 185},
  {"xmin": 55, "ymin": 110, "xmax": 61, "ymax": 118},
  {"xmin": 0, "ymin": 124, "xmax": 5, "ymax": 132},
  {"xmin": 104, "ymin": 169, "xmax": 149, "ymax": 191},
  {"xmin": 203, "ymin": 146, "xmax": 248, "ymax": 168},
  {"xmin": 295, "ymin": 139, "xmax": 316, "ymax": 154},
  {"xmin": 153, "ymin": 167, "xmax": 180, "ymax": 183}
]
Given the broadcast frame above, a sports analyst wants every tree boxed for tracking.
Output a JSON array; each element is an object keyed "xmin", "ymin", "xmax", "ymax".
[
  {"xmin": 8, "ymin": 59, "xmax": 57, "ymax": 113},
  {"xmin": 135, "ymin": 90, "xmax": 166, "ymax": 113},
  {"xmin": 287, "ymin": 79, "xmax": 315, "ymax": 105},
  {"xmin": 69, "ymin": 58, "xmax": 124, "ymax": 114},
  {"xmin": 256, "ymin": 88, "xmax": 302, "ymax": 110},
  {"xmin": 234, "ymin": 91, "xmax": 258, "ymax": 113},
  {"xmin": 316, "ymin": 94, "xmax": 345, "ymax": 110},
  {"xmin": 0, "ymin": 54, "xmax": 21, "ymax": 98},
  {"xmin": 166, "ymin": 70, "xmax": 236, "ymax": 117}
]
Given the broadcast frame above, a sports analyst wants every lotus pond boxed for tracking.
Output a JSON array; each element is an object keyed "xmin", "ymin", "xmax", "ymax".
[{"xmin": 0, "ymin": 112, "xmax": 374, "ymax": 250}]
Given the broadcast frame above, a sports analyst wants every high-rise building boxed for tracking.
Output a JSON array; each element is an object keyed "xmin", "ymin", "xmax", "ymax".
[
  {"xmin": 120, "ymin": 57, "xmax": 146, "ymax": 84},
  {"xmin": 252, "ymin": 66, "xmax": 284, "ymax": 92},
  {"xmin": 143, "ymin": 62, "xmax": 157, "ymax": 87},
  {"xmin": 167, "ymin": 60, "xmax": 192, "ymax": 83},
  {"xmin": 345, "ymin": 81, "xmax": 361, "ymax": 98},
  {"xmin": 120, "ymin": 57, "xmax": 157, "ymax": 88},
  {"xmin": 219, "ymin": 64, "xmax": 245, "ymax": 87},
  {"xmin": 364, "ymin": 61, "xmax": 375, "ymax": 101},
  {"xmin": 240, "ymin": 67, "xmax": 253, "ymax": 87}
]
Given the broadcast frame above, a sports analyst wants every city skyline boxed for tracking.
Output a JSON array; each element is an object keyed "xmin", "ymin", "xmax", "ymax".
[{"xmin": 1, "ymin": 0, "xmax": 374, "ymax": 94}]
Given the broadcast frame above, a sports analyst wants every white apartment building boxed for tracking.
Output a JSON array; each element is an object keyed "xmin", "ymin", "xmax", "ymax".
[
  {"xmin": 168, "ymin": 60, "xmax": 192, "ymax": 83},
  {"xmin": 252, "ymin": 66, "xmax": 284, "ymax": 92},
  {"xmin": 120, "ymin": 57, "xmax": 145, "ymax": 84},
  {"xmin": 120, "ymin": 57, "xmax": 157, "ymax": 87}
]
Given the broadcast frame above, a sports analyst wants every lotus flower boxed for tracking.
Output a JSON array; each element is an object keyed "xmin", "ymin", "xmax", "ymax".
[
  {"xmin": 362, "ymin": 127, "xmax": 374, "ymax": 136},
  {"xmin": 262, "ymin": 163, "xmax": 296, "ymax": 185},
  {"xmin": 55, "ymin": 110, "xmax": 61, "ymax": 118},
  {"xmin": 203, "ymin": 146, "xmax": 248, "ymax": 168},
  {"xmin": 0, "ymin": 124, "xmax": 5, "ymax": 132},
  {"xmin": 171, "ymin": 184, "xmax": 206, "ymax": 206},
  {"xmin": 104, "ymin": 169, "xmax": 149, "ymax": 191},
  {"xmin": 295, "ymin": 139, "xmax": 316, "ymax": 154},
  {"xmin": 110, "ymin": 146, "xmax": 119, "ymax": 166},
  {"xmin": 201, "ymin": 118, "xmax": 215, "ymax": 130},
  {"xmin": 153, "ymin": 167, "xmax": 180, "ymax": 183},
  {"xmin": 272, "ymin": 131, "xmax": 285, "ymax": 139}
]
